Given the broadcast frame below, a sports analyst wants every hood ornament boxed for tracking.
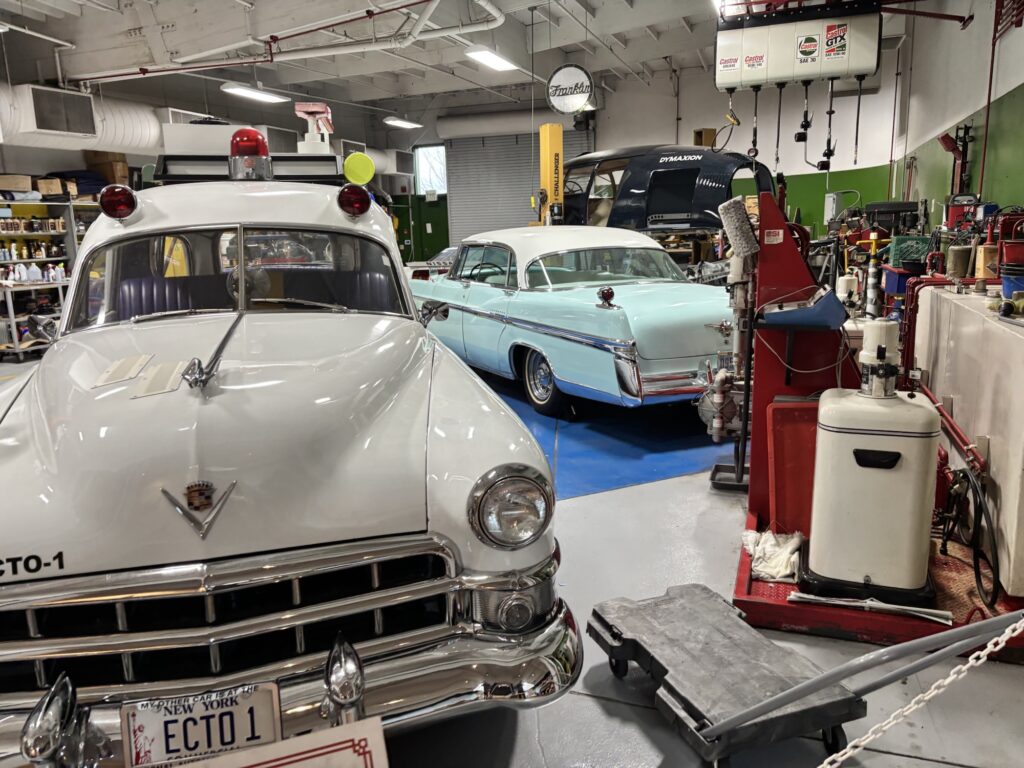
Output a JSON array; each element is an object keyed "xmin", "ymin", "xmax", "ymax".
[{"xmin": 161, "ymin": 481, "xmax": 237, "ymax": 540}]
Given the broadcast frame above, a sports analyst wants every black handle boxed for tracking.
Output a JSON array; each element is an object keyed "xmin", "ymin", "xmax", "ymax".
[{"xmin": 853, "ymin": 449, "xmax": 902, "ymax": 469}]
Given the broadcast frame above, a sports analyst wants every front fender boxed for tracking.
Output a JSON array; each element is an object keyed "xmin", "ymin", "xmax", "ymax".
[
  {"xmin": 0, "ymin": 369, "xmax": 34, "ymax": 425},
  {"xmin": 425, "ymin": 342, "xmax": 555, "ymax": 573}
]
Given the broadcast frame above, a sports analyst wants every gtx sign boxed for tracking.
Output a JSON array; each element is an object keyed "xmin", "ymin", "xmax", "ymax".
[
  {"xmin": 825, "ymin": 22, "xmax": 849, "ymax": 59},
  {"xmin": 546, "ymin": 64, "xmax": 595, "ymax": 115}
]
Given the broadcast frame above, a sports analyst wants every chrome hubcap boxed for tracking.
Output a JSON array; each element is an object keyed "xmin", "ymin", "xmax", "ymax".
[{"xmin": 527, "ymin": 354, "xmax": 554, "ymax": 402}]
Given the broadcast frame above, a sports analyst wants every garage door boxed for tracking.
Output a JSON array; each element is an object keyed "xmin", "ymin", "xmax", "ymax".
[{"xmin": 445, "ymin": 131, "xmax": 592, "ymax": 246}]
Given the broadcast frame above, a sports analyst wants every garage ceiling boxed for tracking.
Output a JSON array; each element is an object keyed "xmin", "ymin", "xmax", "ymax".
[{"xmin": 0, "ymin": 0, "xmax": 718, "ymax": 113}]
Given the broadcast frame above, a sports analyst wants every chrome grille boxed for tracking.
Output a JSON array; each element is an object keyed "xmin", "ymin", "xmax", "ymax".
[{"xmin": 0, "ymin": 537, "xmax": 456, "ymax": 699}]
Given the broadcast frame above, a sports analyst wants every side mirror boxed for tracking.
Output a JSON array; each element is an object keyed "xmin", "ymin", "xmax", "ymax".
[
  {"xmin": 27, "ymin": 315, "xmax": 57, "ymax": 343},
  {"xmin": 419, "ymin": 300, "xmax": 449, "ymax": 326}
]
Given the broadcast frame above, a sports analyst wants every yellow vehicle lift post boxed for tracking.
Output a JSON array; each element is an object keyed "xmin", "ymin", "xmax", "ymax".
[{"xmin": 536, "ymin": 123, "xmax": 564, "ymax": 225}]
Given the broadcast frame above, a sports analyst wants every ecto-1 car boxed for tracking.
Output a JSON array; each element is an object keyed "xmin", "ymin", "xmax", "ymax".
[
  {"xmin": 410, "ymin": 226, "xmax": 732, "ymax": 415},
  {"xmin": 0, "ymin": 130, "xmax": 581, "ymax": 768}
]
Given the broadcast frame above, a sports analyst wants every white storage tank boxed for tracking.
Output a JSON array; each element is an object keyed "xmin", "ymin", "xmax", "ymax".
[{"xmin": 800, "ymin": 320, "xmax": 941, "ymax": 605}]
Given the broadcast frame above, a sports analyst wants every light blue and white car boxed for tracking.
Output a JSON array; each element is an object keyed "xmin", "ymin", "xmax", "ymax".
[{"xmin": 411, "ymin": 226, "xmax": 731, "ymax": 415}]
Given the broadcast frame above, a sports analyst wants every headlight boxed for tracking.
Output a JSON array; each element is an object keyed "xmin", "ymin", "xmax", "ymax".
[{"xmin": 469, "ymin": 464, "xmax": 553, "ymax": 549}]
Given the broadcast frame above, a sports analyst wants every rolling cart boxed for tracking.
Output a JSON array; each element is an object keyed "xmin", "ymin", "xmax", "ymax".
[{"xmin": 588, "ymin": 584, "xmax": 1024, "ymax": 767}]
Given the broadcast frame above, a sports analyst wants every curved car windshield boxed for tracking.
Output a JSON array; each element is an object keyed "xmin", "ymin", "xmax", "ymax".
[
  {"xmin": 68, "ymin": 228, "xmax": 404, "ymax": 330},
  {"xmin": 526, "ymin": 247, "xmax": 686, "ymax": 288}
]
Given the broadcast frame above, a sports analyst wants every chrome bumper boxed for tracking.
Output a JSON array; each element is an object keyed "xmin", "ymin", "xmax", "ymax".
[{"xmin": 0, "ymin": 601, "xmax": 581, "ymax": 766}]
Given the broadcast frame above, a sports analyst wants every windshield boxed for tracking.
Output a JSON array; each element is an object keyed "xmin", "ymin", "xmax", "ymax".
[
  {"xmin": 68, "ymin": 227, "xmax": 405, "ymax": 330},
  {"xmin": 525, "ymin": 247, "xmax": 686, "ymax": 288}
]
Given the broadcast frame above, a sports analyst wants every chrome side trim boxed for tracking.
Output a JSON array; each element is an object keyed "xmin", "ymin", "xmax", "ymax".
[
  {"xmin": 439, "ymin": 301, "xmax": 636, "ymax": 356},
  {"xmin": 0, "ymin": 534, "xmax": 458, "ymax": 612}
]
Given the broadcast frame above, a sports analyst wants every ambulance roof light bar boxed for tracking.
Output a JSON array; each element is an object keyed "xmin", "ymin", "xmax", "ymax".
[{"xmin": 228, "ymin": 128, "xmax": 273, "ymax": 181}]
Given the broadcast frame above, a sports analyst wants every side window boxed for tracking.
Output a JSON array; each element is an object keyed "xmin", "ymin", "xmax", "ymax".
[
  {"xmin": 471, "ymin": 245, "xmax": 510, "ymax": 286},
  {"xmin": 506, "ymin": 252, "xmax": 518, "ymax": 288},
  {"xmin": 77, "ymin": 250, "xmax": 111, "ymax": 327},
  {"xmin": 588, "ymin": 159, "xmax": 629, "ymax": 227},
  {"xmin": 454, "ymin": 245, "xmax": 485, "ymax": 279}
]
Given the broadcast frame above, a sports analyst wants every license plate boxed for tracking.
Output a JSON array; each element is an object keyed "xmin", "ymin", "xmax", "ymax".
[{"xmin": 121, "ymin": 684, "xmax": 281, "ymax": 767}]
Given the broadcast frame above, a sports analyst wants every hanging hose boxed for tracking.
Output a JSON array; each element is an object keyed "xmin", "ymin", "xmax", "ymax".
[
  {"xmin": 774, "ymin": 82, "xmax": 785, "ymax": 171},
  {"xmin": 713, "ymin": 88, "xmax": 740, "ymax": 153},
  {"xmin": 818, "ymin": 78, "xmax": 837, "ymax": 171},
  {"xmin": 853, "ymin": 75, "xmax": 865, "ymax": 165},
  {"xmin": 795, "ymin": 80, "xmax": 812, "ymax": 142},
  {"xmin": 748, "ymin": 85, "xmax": 761, "ymax": 159}
]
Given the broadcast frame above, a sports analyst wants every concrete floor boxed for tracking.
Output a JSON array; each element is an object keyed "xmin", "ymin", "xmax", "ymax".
[
  {"xmin": 3, "ymin": 356, "xmax": 1022, "ymax": 767},
  {"xmin": 389, "ymin": 474, "xmax": 1024, "ymax": 768}
]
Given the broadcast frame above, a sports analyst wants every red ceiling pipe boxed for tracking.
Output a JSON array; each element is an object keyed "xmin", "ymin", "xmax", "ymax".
[{"xmin": 270, "ymin": 0, "xmax": 434, "ymax": 43}]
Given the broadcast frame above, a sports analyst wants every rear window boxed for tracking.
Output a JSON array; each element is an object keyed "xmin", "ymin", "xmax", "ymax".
[{"xmin": 646, "ymin": 168, "xmax": 701, "ymax": 222}]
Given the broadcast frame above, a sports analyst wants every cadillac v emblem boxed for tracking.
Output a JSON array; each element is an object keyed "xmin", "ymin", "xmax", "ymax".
[{"xmin": 161, "ymin": 481, "xmax": 237, "ymax": 540}]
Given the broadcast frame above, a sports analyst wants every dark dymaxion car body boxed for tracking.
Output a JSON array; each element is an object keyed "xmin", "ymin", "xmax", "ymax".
[{"xmin": 562, "ymin": 145, "xmax": 774, "ymax": 233}]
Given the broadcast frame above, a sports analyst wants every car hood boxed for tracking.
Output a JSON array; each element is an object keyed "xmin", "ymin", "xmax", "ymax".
[
  {"xmin": 0, "ymin": 313, "xmax": 432, "ymax": 582},
  {"xmin": 549, "ymin": 282, "xmax": 730, "ymax": 360}
]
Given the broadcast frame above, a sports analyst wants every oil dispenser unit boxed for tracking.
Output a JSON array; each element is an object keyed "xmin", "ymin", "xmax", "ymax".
[{"xmin": 799, "ymin": 319, "xmax": 941, "ymax": 606}]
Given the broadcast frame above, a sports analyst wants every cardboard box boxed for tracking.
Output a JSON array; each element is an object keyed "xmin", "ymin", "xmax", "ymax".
[
  {"xmin": 35, "ymin": 177, "xmax": 64, "ymax": 196},
  {"xmin": 65, "ymin": 180, "xmax": 78, "ymax": 197},
  {"xmin": 0, "ymin": 174, "xmax": 32, "ymax": 193},
  {"xmin": 83, "ymin": 150, "xmax": 127, "ymax": 164},
  {"xmin": 693, "ymin": 128, "xmax": 717, "ymax": 147},
  {"xmin": 88, "ymin": 161, "xmax": 130, "ymax": 185}
]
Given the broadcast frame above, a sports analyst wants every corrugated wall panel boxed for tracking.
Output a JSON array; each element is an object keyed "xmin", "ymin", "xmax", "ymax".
[{"xmin": 445, "ymin": 131, "xmax": 592, "ymax": 246}]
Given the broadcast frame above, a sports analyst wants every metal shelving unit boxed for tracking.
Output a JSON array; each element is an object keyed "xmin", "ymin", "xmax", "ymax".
[{"xmin": 0, "ymin": 200, "xmax": 85, "ymax": 361}]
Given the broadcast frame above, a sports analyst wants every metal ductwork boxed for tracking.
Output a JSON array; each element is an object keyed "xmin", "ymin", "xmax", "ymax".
[
  {"xmin": 436, "ymin": 110, "xmax": 575, "ymax": 140},
  {"xmin": 0, "ymin": 83, "xmax": 162, "ymax": 153}
]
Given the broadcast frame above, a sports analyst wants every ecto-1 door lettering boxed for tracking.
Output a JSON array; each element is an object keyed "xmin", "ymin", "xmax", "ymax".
[{"xmin": 0, "ymin": 551, "xmax": 65, "ymax": 578}]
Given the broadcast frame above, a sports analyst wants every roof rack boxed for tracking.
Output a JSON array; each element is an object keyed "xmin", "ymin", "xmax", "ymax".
[{"xmin": 154, "ymin": 153, "xmax": 345, "ymax": 185}]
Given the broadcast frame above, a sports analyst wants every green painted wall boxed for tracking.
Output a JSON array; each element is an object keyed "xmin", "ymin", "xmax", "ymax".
[
  {"xmin": 393, "ymin": 195, "xmax": 451, "ymax": 262},
  {"xmin": 732, "ymin": 81, "xmax": 1024, "ymax": 236},
  {"xmin": 895, "ymin": 81, "xmax": 1024, "ymax": 211},
  {"xmin": 733, "ymin": 164, "xmax": 891, "ymax": 238}
]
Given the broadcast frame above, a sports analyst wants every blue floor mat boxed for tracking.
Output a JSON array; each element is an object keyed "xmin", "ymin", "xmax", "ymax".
[{"xmin": 482, "ymin": 373, "xmax": 731, "ymax": 499}]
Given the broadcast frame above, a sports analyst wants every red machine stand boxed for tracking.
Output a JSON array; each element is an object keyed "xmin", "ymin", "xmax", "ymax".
[{"xmin": 733, "ymin": 193, "xmax": 1024, "ymax": 657}]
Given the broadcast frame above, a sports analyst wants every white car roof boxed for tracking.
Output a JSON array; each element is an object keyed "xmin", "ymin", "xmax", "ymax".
[{"xmin": 461, "ymin": 226, "xmax": 663, "ymax": 286}]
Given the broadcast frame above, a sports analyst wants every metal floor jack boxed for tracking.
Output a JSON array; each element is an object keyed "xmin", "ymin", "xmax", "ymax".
[{"xmin": 588, "ymin": 584, "xmax": 1024, "ymax": 767}]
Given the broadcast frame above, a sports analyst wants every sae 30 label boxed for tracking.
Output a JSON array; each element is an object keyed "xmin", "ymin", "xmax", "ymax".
[
  {"xmin": 797, "ymin": 34, "xmax": 820, "ymax": 63},
  {"xmin": 825, "ymin": 23, "xmax": 849, "ymax": 59}
]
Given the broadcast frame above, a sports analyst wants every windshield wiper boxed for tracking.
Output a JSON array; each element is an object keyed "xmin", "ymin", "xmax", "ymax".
[
  {"xmin": 131, "ymin": 308, "xmax": 230, "ymax": 324},
  {"xmin": 252, "ymin": 298, "xmax": 351, "ymax": 312}
]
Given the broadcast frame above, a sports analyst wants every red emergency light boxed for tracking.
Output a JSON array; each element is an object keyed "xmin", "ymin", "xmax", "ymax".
[
  {"xmin": 98, "ymin": 184, "xmax": 138, "ymax": 220},
  {"xmin": 228, "ymin": 129, "xmax": 273, "ymax": 180}
]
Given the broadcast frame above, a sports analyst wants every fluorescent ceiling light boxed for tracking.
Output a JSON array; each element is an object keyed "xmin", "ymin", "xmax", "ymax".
[
  {"xmin": 383, "ymin": 116, "xmax": 423, "ymax": 130},
  {"xmin": 0, "ymin": 24, "xmax": 9, "ymax": 33},
  {"xmin": 464, "ymin": 45, "xmax": 517, "ymax": 72},
  {"xmin": 219, "ymin": 82, "xmax": 290, "ymax": 104}
]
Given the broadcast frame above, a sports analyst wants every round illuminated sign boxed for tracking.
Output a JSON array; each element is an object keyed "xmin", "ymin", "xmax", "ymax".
[{"xmin": 546, "ymin": 64, "xmax": 594, "ymax": 115}]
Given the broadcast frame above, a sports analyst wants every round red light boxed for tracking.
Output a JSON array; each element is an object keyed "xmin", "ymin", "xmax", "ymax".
[
  {"xmin": 598, "ymin": 286, "xmax": 615, "ymax": 304},
  {"xmin": 230, "ymin": 128, "xmax": 269, "ymax": 157},
  {"xmin": 338, "ymin": 184, "xmax": 372, "ymax": 217},
  {"xmin": 99, "ymin": 184, "xmax": 138, "ymax": 220}
]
